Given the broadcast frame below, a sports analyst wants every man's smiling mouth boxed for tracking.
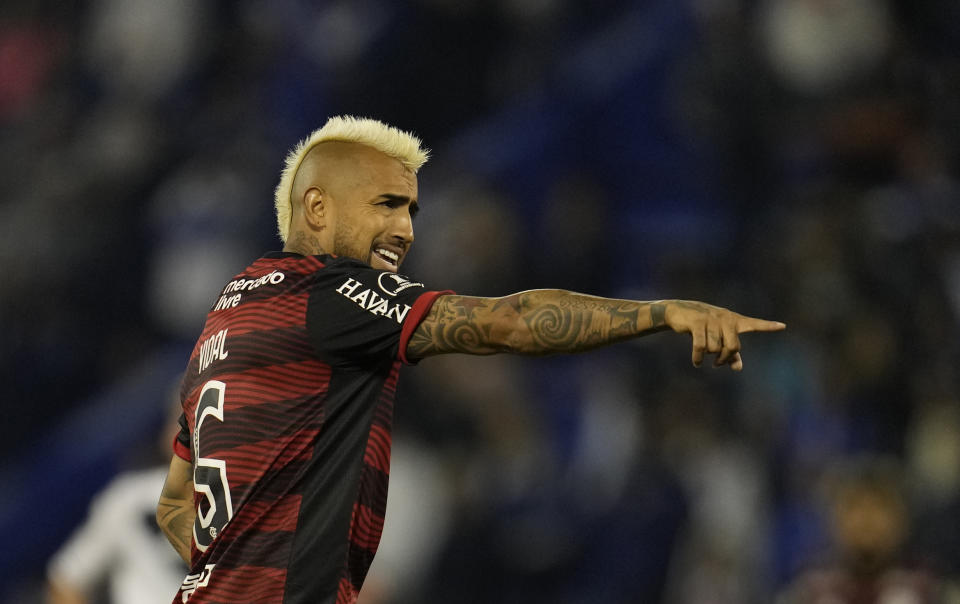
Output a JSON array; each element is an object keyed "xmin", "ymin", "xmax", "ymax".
[{"xmin": 373, "ymin": 247, "xmax": 400, "ymax": 269}]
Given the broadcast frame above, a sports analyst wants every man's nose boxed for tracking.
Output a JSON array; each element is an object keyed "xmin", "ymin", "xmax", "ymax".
[{"xmin": 393, "ymin": 209, "xmax": 414, "ymax": 243}]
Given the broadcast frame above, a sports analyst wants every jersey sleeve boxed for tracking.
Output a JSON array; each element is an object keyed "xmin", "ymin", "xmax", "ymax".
[
  {"xmin": 173, "ymin": 411, "xmax": 191, "ymax": 461},
  {"xmin": 306, "ymin": 259, "xmax": 451, "ymax": 366}
]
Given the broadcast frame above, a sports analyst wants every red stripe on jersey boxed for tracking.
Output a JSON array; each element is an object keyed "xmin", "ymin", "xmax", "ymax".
[
  {"xmin": 381, "ymin": 362, "xmax": 399, "ymax": 396},
  {"xmin": 181, "ymin": 360, "xmax": 329, "ymax": 409},
  {"xmin": 349, "ymin": 502, "xmax": 385, "ymax": 551},
  {"xmin": 173, "ymin": 433, "xmax": 191, "ymax": 461},
  {"xmin": 336, "ymin": 576, "xmax": 359, "ymax": 604},
  {"xmin": 250, "ymin": 255, "xmax": 326, "ymax": 274},
  {"xmin": 187, "ymin": 565, "xmax": 288, "ymax": 603},
  {"xmin": 211, "ymin": 433, "xmax": 318, "ymax": 487},
  {"xmin": 363, "ymin": 424, "xmax": 392, "ymax": 474},
  {"xmin": 212, "ymin": 294, "xmax": 310, "ymax": 335},
  {"xmin": 218, "ymin": 361, "xmax": 329, "ymax": 403},
  {"xmin": 229, "ymin": 495, "xmax": 302, "ymax": 533}
]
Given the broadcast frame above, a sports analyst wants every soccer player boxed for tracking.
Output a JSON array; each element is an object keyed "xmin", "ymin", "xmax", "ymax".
[{"xmin": 157, "ymin": 116, "xmax": 785, "ymax": 604}]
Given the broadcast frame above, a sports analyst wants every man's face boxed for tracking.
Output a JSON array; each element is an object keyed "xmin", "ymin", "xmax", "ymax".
[{"xmin": 327, "ymin": 147, "xmax": 419, "ymax": 273}]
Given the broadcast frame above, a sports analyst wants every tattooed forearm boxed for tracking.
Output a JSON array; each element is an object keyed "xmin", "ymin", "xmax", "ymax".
[
  {"xmin": 517, "ymin": 291, "xmax": 656, "ymax": 352},
  {"xmin": 670, "ymin": 300, "xmax": 713, "ymax": 314},
  {"xmin": 157, "ymin": 486, "xmax": 195, "ymax": 564},
  {"xmin": 651, "ymin": 302, "xmax": 667, "ymax": 328},
  {"xmin": 407, "ymin": 290, "xmax": 674, "ymax": 359}
]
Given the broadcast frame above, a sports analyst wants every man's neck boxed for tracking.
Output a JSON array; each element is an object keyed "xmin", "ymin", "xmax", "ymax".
[{"xmin": 284, "ymin": 231, "xmax": 326, "ymax": 256}]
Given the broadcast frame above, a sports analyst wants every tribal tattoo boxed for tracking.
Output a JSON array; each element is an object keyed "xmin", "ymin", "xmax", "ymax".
[
  {"xmin": 406, "ymin": 295, "xmax": 497, "ymax": 356},
  {"xmin": 650, "ymin": 302, "xmax": 667, "ymax": 328},
  {"xmin": 406, "ymin": 290, "xmax": 671, "ymax": 359},
  {"xmin": 157, "ymin": 480, "xmax": 196, "ymax": 564}
]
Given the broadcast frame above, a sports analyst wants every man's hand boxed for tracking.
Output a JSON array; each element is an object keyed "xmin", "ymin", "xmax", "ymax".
[{"xmin": 661, "ymin": 300, "xmax": 786, "ymax": 371}]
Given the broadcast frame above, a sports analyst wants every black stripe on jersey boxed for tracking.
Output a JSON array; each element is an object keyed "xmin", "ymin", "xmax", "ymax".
[
  {"xmin": 282, "ymin": 367, "xmax": 388, "ymax": 604},
  {"xmin": 198, "ymin": 395, "xmax": 325, "ymax": 457},
  {"xmin": 346, "ymin": 545, "xmax": 376, "ymax": 592},
  {"xmin": 208, "ymin": 530, "xmax": 296, "ymax": 569},
  {"xmin": 354, "ymin": 464, "xmax": 388, "ymax": 519}
]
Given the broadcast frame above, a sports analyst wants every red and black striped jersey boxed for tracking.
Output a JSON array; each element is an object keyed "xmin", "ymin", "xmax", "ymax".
[{"xmin": 170, "ymin": 252, "xmax": 449, "ymax": 604}]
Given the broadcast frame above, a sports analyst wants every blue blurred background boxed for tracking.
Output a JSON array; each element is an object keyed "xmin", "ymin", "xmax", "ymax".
[{"xmin": 3, "ymin": 0, "xmax": 960, "ymax": 602}]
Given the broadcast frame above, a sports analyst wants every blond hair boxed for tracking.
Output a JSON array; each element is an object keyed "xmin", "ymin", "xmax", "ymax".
[{"xmin": 273, "ymin": 115, "xmax": 429, "ymax": 242}]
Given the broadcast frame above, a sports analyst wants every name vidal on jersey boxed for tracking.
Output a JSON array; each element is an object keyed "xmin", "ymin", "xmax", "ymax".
[
  {"xmin": 336, "ymin": 278, "xmax": 411, "ymax": 324},
  {"xmin": 198, "ymin": 329, "xmax": 229, "ymax": 374}
]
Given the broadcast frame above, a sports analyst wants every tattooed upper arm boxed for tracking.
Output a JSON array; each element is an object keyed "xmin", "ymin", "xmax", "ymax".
[{"xmin": 405, "ymin": 294, "xmax": 529, "ymax": 359}]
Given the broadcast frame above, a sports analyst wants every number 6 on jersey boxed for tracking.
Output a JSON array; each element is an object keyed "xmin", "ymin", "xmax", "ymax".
[{"xmin": 193, "ymin": 380, "xmax": 234, "ymax": 551}]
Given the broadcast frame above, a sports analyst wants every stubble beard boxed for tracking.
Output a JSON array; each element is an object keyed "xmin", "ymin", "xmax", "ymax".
[{"xmin": 333, "ymin": 222, "xmax": 372, "ymax": 266}]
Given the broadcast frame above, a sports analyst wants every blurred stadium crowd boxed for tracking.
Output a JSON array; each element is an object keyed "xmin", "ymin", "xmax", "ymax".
[{"xmin": 2, "ymin": 0, "xmax": 960, "ymax": 602}]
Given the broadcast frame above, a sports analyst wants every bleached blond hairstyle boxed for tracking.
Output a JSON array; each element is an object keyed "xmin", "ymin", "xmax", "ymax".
[{"xmin": 273, "ymin": 115, "xmax": 429, "ymax": 242}]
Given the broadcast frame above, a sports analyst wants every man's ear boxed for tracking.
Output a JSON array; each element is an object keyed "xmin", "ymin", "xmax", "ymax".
[{"xmin": 302, "ymin": 187, "xmax": 327, "ymax": 230}]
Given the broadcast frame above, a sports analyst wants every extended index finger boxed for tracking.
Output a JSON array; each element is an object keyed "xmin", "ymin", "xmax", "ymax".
[{"xmin": 736, "ymin": 317, "xmax": 786, "ymax": 333}]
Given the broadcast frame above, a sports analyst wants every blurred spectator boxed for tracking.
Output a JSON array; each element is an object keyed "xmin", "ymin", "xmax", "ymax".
[
  {"xmin": 45, "ymin": 402, "xmax": 187, "ymax": 604},
  {"xmin": 660, "ymin": 382, "xmax": 771, "ymax": 604},
  {"xmin": 757, "ymin": 0, "xmax": 893, "ymax": 96},
  {"xmin": 80, "ymin": 0, "xmax": 210, "ymax": 103},
  {"xmin": 906, "ymin": 398, "xmax": 960, "ymax": 578},
  {"xmin": 144, "ymin": 152, "xmax": 268, "ymax": 339},
  {"xmin": 45, "ymin": 466, "xmax": 188, "ymax": 604},
  {"xmin": 403, "ymin": 173, "xmax": 524, "ymax": 296},
  {"xmin": 359, "ymin": 436, "xmax": 454, "ymax": 604},
  {"xmin": 775, "ymin": 457, "xmax": 960, "ymax": 604}
]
